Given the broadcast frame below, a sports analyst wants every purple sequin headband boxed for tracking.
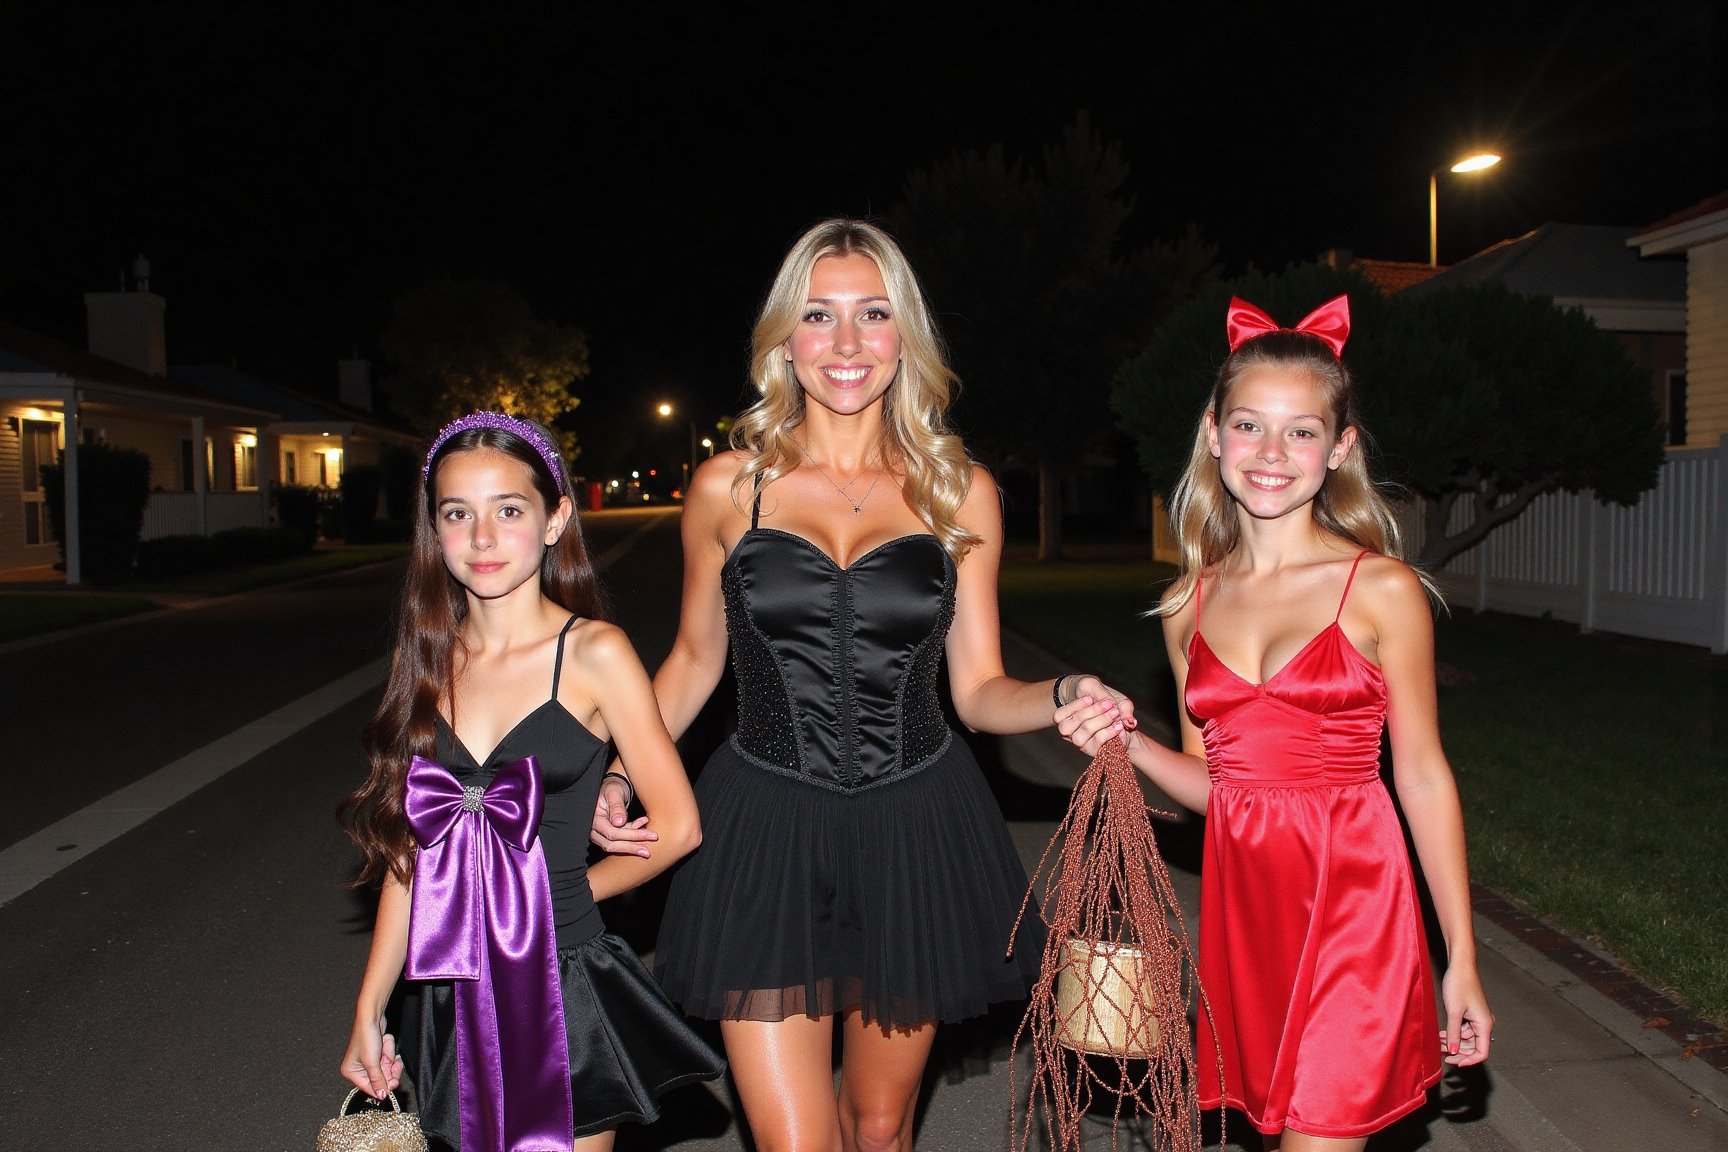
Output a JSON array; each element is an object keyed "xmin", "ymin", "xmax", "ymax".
[{"xmin": 422, "ymin": 411, "xmax": 567, "ymax": 494}]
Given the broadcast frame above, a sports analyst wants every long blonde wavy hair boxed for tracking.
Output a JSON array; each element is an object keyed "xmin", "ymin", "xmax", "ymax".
[
  {"xmin": 1155, "ymin": 328, "xmax": 1432, "ymax": 616},
  {"xmin": 728, "ymin": 217, "xmax": 982, "ymax": 559}
]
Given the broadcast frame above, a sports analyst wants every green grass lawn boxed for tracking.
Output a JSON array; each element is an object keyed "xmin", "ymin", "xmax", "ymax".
[{"xmin": 998, "ymin": 553, "xmax": 1728, "ymax": 1026}]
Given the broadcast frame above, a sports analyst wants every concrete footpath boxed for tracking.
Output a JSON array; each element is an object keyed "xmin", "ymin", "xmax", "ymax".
[{"xmin": 630, "ymin": 629, "xmax": 1728, "ymax": 1151}]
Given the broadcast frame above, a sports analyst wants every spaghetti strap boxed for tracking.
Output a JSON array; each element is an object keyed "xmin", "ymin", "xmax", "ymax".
[
  {"xmin": 1335, "ymin": 550, "xmax": 1372, "ymax": 620},
  {"xmin": 549, "ymin": 613, "xmax": 580, "ymax": 699},
  {"xmin": 750, "ymin": 472, "xmax": 763, "ymax": 529}
]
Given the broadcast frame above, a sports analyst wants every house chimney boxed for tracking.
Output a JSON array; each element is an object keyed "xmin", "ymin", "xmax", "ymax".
[
  {"xmin": 338, "ymin": 356, "xmax": 373, "ymax": 411},
  {"xmin": 85, "ymin": 254, "xmax": 167, "ymax": 376}
]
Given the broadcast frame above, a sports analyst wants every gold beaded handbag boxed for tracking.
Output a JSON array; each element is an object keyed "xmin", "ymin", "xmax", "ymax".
[{"xmin": 315, "ymin": 1088, "xmax": 428, "ymax": 1152}]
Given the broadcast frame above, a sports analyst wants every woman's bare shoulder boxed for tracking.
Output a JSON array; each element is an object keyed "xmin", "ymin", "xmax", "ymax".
[{"xmin": 688, "ymin": 450, "xmax": 747, "ymax": 500}]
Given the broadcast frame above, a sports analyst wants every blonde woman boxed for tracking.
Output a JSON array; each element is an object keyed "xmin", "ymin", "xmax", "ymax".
[
  {"xmin": 600, "ymin": 217, "xmax": 1132, "ymax": 1152},
  {"xmin": 1059, "ymin": 296, "xmax": 1493, "ymax": 1152}
]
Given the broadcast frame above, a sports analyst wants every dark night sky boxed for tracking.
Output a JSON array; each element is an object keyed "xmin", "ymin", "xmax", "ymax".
[{"xmin": 3, "ymin": 1, "xmax": 1723, "ymax": 440}]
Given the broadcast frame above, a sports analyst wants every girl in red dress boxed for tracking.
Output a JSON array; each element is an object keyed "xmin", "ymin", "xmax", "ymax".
[{"xmin": 1060, "ymin": 296, "xmax": 1493, "ymax": 1151}]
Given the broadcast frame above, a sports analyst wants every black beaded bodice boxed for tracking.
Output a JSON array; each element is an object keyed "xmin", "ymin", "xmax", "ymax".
[{"xmin": 722, "ymin": 528, "xmax": 955, "ymax": 792}]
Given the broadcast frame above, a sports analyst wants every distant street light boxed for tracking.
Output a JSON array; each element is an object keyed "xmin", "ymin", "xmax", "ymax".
[
  {"xmin": 1430, "ymin": 152, "xmax": 1502, "ymax": 266},
  {"xmin": 656, "ymin": 402, "xmax": 700, "ymax": 493}
]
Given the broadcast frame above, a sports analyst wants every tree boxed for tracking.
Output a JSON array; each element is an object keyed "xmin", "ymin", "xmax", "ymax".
[
  {"xmin": 889, "ymin": 114, "xmax": 1219, "ymax": 560},
  {"xmin": 376, "ymin": 278, "xmax": 589, "ymax": 453},
  {"xmin": 1110, "ymin": 265, "xmax": 1666, "ymax": 568}
]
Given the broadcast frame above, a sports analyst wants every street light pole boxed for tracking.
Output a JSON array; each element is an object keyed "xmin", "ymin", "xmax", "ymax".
[
  {"xmin": 657, "ymin": 401, "xmax": 699, "ymax": 495},
  {"xmin": 1429, "ymin": 152, "xmax": 1503, "ymax": 266},
  {"xmin": 684, "ymin": 420, "xmax": 697, "ymax": 493},
  {"xmin": 1428, "ymin": 170, "xmax": 1439, "ymax": 267}
]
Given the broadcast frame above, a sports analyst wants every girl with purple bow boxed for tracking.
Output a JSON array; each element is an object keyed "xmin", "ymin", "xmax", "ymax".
[{"xmin": 337, "ymin": 412, "xmax": 724, "ymax": 1151}]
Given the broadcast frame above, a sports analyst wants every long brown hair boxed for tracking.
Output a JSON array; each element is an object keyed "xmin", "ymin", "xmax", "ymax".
[
  {"xmin": 337, "ymin": 421, "xmax": 609, "ymax": 887},
  {"xmin": 1155, "ymin": 329, "xmax": 1428, "ymax": 616}
]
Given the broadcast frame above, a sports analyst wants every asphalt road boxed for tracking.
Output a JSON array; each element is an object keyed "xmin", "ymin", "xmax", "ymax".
[
  {"xmin": 4, "ymin": 505, "xmax": 1724, "ymax": 1151},
  {"xmin": 0, "ymin": 508, "xmax": 706, "ymax": 1150}
]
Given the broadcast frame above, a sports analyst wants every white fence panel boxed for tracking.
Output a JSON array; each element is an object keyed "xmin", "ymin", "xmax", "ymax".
[
  {"xmin": 140, "ymin": 492, "xmax": 197, "ymax": 540},
  {"xmin": 140, "ymin": 491, "xmax": 267, "ymax": 540},
  {"xmin": 1404, "ymin": 435, "xmax": 1727, "ymax": 653}
]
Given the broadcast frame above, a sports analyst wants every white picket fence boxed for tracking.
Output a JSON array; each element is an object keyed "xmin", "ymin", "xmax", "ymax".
[
  {"xmin": 1403, "ymin": 435, "xmax": 1728, "ymax": 653},
  {"xmin": 139, "ymin": 491, "xmax": 267, "ymax": 540}
]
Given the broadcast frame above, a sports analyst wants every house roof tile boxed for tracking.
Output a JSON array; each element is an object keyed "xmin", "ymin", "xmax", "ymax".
[
  {"xmin": 1639, "ymin": 190, "xmax": 1728, "ymax": 232},
  {"xmin": 1401, "ymin": 223, "xmax": 1685, "ymax": 301},
  {"xmin": 0, "ymin": 319, "xmax": 271, "ymax": 418},
  {"xmin": 169, "ymin": 362, "xmax": 418, "ymax": 442}
]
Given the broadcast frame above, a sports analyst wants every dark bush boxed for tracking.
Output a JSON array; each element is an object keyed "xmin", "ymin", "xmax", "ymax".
[
  {"xmin": 210, "ymin": 525, "xmax": 310, "ymax": 565},
  {"xmin": 379, "ymin": 443, "xmax": 420, "ymax": 521},
  {"xmin": 40, "ymin": 442, "xmax": 153, "ymax": 584},
  {"xmin": 134, "ymin": 534, "xmax": 217, "ymax": 578},
  {"xmin": 339, "ymin": 464, "xmax": 384, "ymax": 542},
  {"xmin": 274, "ymin": 483, "xmax": 322, "ymax": 548},
  {"xmin": 367, "ymin": 518, "xmax": 412, "ymax": 542},
  {"xmin": 317, "ymin": 486, "xmax": 343, "ymax": 541}
]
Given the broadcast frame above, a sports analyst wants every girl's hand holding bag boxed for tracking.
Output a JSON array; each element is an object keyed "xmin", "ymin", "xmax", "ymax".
[{"xmin": 315, "ymin": 1088, "xmax": 427, "ymax": 1152}]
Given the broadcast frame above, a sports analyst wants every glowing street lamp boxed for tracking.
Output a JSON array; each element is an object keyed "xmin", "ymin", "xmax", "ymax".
[
  {"xmin": 1430, "ymin": 152, "xmax": 1502, "ymax": 266},
  {"xmin": 656, "ymin": 402, "xmax": 700, "ymax": 493}
]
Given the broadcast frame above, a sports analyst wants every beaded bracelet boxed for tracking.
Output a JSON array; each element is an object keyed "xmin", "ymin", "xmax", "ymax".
[{"xmin": 600, "ymin": 770, "xmax": 634, "ymax": 808}]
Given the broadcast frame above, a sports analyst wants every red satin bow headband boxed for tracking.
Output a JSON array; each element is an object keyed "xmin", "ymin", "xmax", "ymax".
[{"xmin": 1225, "ymin": 294, "xmax": 1351, "ymax": 356}]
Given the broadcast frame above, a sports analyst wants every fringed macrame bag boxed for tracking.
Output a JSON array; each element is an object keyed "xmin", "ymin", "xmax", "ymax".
[{"xmin": 1008, "ymin": 736, "xmax": 1222, "ymax": 1152}]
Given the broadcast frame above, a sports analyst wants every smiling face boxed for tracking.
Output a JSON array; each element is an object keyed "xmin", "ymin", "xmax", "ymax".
[
  {"xmin": 1206, "ymin": 365, "xmax": 1356, "ymax": 522},
  {"xmin": 783, "ymin": 252, "xmax": 902, "ymax": 418},
  {"xmin": 433, "ymin": 447, "xmax": 570, "ymax": 601}
]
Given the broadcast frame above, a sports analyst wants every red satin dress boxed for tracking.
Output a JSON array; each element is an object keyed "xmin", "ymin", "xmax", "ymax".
[{"xmin": 1185, "ymin": 552, "xmax": 1440, "ymax": 1138}]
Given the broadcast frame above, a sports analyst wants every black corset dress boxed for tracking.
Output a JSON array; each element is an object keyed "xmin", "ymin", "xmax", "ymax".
[
  {"xmin": 652, "ymin": 528, "xmax": 1046, "ymax": 1027},
  {"xmin": 400, "ymin": 616, "xmax": 724, "ymax": 1147}
]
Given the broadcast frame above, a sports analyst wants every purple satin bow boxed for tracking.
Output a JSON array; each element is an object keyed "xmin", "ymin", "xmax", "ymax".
[{"xmin": 405, "ymin": 754, "xmax": 573, "ymax": 1152}]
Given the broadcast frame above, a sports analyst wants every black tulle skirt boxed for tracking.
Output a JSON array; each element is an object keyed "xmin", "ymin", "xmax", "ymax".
[
  {"xmin": 401, "ymin": 930, "xmax": 725, "ymax": 1146},
  {"xmin": 653, "ymin": 736, "xmax": 1047, "ymax": 1028}
]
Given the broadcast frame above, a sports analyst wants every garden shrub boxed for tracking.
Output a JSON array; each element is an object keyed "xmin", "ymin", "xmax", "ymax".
[
  {"xmin": 134, "ymin": 534, "xmax": 217, "ymax": 578},
  {"xmin": 39, "ymin": 442, "xmax": 152, "ymax": 584},
  {"xmin": 211, "ymin": 525, "xmax": 309, "ymax": 565},
  {"xmin": 379, "ymin": 443, "xmax": 419, "ymax": 521},
  {"xmin": 274, "ymin": 483, "xmax": 322, "ymax": 549},
  {"xmin": 339, "ymin": 464, "xmax": 384, "ymax": 542}
]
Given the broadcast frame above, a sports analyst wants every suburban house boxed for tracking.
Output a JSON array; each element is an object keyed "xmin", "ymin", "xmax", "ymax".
[
  {"xmin": 0, "ymin": 302, "xmax": 275, "ymax": 584},
  {"xmin": 1627, "ymin": 191, "xmax": 1728, "ymax": 451},
  {"xmin": 1400, "ymin": 222, "xmax": 1688, "ymax": 440},
  {"xmin": 169, "ymin": 360, "xmax": 421, "ymax": 503},
  {"xmin": 1, "ymin": 272, "xmax": 419, "ymax": 583}
]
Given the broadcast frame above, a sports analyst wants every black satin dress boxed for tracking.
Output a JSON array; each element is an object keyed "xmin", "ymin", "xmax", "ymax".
[
  {"xmin": 400, "ymin": 615, "xmax": 724, "ymax": 1148},
  {"xmin": 653, "ymin": 518, "xmax": 1046, "ymax": 1028}
]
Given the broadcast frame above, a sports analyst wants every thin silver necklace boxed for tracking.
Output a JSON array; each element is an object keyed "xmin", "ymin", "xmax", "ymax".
[{"xmin": 801, "ymin": 442, "xmax": 881, "ymax": 515}]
